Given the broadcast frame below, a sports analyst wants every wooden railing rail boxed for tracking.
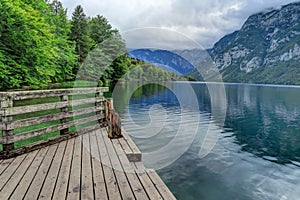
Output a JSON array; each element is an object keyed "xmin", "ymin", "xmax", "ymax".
[
  {"xmin": 0, "ymin": 87, "xmax": 108, "ymax": 158},
  {"xmin": 105, "ymin": 98, "xmax": 122, "ymax": 139}
]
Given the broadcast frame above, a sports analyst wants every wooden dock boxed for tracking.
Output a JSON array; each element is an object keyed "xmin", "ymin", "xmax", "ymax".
[
  {"xmin": 0, "ymin": 88, "xmax": 176, "ymax": 199},
  {"xmin": 0, "ymin": 127, "xmax": 175, "ymax": 199}
]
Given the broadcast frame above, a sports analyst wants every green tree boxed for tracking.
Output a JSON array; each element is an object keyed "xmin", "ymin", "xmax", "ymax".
[
  {"xmin": 0, "ymin": 0, "xmax": 58, "ymax": 89},
  {"xmin": 88, "ymin": 15, "xmax": 118, "ymax": 49},
  {"xmin": 79, "ymin": 33, "xmax": 127, "ymax": 85},
  {"xmin": 110, "ymin": 55, "xmax": 131, "ymax": 83},
  {"xmin": 48, "ymin": 0, "xmax": 77, "ymax": 81},
  {"xmin": 69, "ymin": 5, "xmax": 91, "ymax": 67}
]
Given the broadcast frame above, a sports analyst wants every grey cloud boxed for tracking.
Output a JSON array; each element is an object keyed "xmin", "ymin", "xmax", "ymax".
[{"xmin": 61, "ymin": 0, "xmax": 298, "ymax": 48}]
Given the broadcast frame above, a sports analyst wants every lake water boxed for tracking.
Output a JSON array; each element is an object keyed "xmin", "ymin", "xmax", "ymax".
[{"xmin": 113, "ymin": 82, "xmax": 300, "ymax": 200}]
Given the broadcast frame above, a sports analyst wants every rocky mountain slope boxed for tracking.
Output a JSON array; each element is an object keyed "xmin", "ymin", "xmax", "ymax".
[{"xmin": 211, "ymin": 2, "xmax": 300, "ymax": 85}]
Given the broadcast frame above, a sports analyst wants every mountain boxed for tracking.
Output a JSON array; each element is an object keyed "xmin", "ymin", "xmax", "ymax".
[
  {"xmin": 129, "ymin": 49, "xmax": 195, "ymax": 74},
  {"xmin": 172, "ymin": 49, "xmax": 217, "ymax": 81},
  {"xmin": 210, "ymin": 2, "xmax": 300, "ymax": 85}
]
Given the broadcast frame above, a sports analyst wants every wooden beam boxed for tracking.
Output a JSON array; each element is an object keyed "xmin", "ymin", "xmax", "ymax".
[
  {"xmin": 0, "ymin": 87, "xmax": 109, "ymax": 100},
  {"xmin": 6, "ymin": 114, "xmax": 104, "ymax": 143},
  {"xmin": 5, "ymin": 98, "xmax": 104, "ymax": 116},
  {"xmin": 10, "ymin": 107, "xmax": 104, "ymax": 130}
]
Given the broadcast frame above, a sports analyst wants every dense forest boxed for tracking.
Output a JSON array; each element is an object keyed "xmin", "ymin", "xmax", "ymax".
[{"xmin": 0, "ymin": 0, "xmax": 183, "ymax": 91}]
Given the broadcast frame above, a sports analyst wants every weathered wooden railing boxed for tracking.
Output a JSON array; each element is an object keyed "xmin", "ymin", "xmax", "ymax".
[
  {"xmin": 0, "ymin": 87, "xmax": 109, "ymax": 158},
  {"xmin": 105, "ymin": 98, "xmax": 122, "ymax": 139}
]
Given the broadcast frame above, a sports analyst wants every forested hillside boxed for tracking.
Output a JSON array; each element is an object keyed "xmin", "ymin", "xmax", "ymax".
[{"xmin": 0, "ymin": 0, "xmax": 182, "ymax": 90}]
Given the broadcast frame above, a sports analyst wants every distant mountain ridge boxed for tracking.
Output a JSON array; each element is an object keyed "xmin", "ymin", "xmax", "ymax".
[
  {"xmin": 129, "ymin": 49, "xmax": 195, "ymax": 74},
  {"xmin": 210, "ymin": 2, "xmax": 300, "ymax": 85}
]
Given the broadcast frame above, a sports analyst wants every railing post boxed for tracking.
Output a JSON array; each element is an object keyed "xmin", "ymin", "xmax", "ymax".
[
  {"xmin": 115, "ymin": 112, "xmax": 122, "ymax": 138},
  {"xmin": 60, "ymin": 94, "xmax": 68, "ymax": 135},
  {"xmin": 96, "ymin": 91, "xmax": 104, "ymax": 124},
  {"xmin": 105, "ymin": 98, "xmax": 122, "ymax": 139},
  {"xmin": 106, "ymin": 98, "xmax": 113, "ymax": 138},
  {"xmin": 1, "ymin": 95, "xmax": 14, "ymax": 151}
]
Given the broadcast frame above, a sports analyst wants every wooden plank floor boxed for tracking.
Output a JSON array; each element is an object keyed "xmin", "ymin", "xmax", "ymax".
[{"xmin": 0, "ymin": 127, "xmax": 176, "ymax": 200}]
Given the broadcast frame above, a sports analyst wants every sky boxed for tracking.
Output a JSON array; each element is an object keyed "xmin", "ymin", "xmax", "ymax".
[{"xmin": 61, "ymin": 0, "xmax": 298, "ymax": 49}]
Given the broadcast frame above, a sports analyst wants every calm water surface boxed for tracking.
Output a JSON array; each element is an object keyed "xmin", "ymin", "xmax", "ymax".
[{"xmin": 114, "ymin": 82, "xmax": 300, "ymax": 200}]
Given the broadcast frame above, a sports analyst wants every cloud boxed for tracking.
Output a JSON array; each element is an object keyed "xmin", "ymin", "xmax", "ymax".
[
  {"xmin": 122, "ymin": 28, "xmax": 201, "ymax": 50},
  {"xmin": 61, "ymin": 0, "xmax": 298, "ymax": 48}
]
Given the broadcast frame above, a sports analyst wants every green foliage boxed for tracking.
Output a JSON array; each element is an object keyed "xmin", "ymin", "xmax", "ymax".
[
  {"xmin": 0, "ymin": 0, "xmax": 78, "ymax": 90},
  {"xmin": 0, "ymin": 0, "xmax": 185, "ymax": 91},
  {"xmin": 110, "ymin": 57, "xmax": 185, "ymax": 83},
  {"xmin": 0, "ymin": 0, "xmax": 58, "ymax": 89},
  {"xmin": 48, "ymin": 0, "xmax": 77, "ymax": 81},
  {"xmin": 110, "ymin": 55, "xmax": 131, "ymax": 82},
  {"xmin": 88, "ymin": 15, "xmax": 118, "ymax": 49},
  {"xmin": 79, "ymin": 32, "xmax": 127, "ymax": 84},
  {"xmin": 69, "ymin": 5, "xmax": 91, "ymax": 66}
]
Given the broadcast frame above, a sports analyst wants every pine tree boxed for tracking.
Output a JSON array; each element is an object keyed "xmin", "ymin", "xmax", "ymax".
[
  {"xmin": 88, "ymin": 15, "xmax": 118, "ymax": 49},
  {"xmin": 79, "ymin": 33, "xmax": 127, "ymax": 85},
  {"xmin": 69, "ymin": 5, "xmax": 91, "ymax": 68},
  {"xmin": 49, "ymin": 0, "xmax": 77, "ymax": 81}
]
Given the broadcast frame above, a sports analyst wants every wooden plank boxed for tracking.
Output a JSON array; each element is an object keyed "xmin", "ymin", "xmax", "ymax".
[
  {"xmin": 100, "ymin": 129, "xmax": 135, "ymax": 200},
  {"xmin": 12, "ymin": 113, "xmax": 66, "ymax": 129},
  {"xmin": 133, "ymin": 162, "xmax": 163, "ymax": 200},
  {"xmin": 10, "ymin": 106, "xmax": 104, "ymax": 130},
  {"xmin": 0, "ymin": 124, "xmax": 102, "ymax": 159},
  {"xmin": 96, "ymin": 128, "xmax": 121, "ymax": 200},
  {"xmin": 122, "ymin": 128, "xmax": 141, "ymax": 153},
  {"xmin": 81, "ymin": 133, "xmax": 94, "ymax": 200},
  {"xmin": 121, "ymin": 128, "xmax": 142, "ymax": 162},
  {"xmin": 9, "ymin": 147, "xmax": 49, "ymax": 200},
  {"xmin": 0, "ymin": 154, "xmax": 27, "ymax": 190},
  {"xmin": 0, "ymin": 157, "xmax": 15, "ymax": 175},
  {"xmin": 75, "ymin": 123, "xmax": 102, "ymax": 136},
  {"xmin": 112, "ymin": 139, "xmax": 133, "ymax": 172},
  {"xmin": 121, "ymin": 128, "xmax": 139, "ymax": 151},
  {"xmin": 118, "ymin": 137, "xmax": 141, "ymax": 162},
  {"xmin": 66, "ymin": 136, "xmax": 82, "ymax": 200},
  {"xmin": 7, "ymin": 101, "xmax": 68, "ymax": 116},
  {"xmin": 0, "ymin": 150, "xmax": 38, "ymax": 199},
  {"xmin": 89, "ymin": 131, "xmax": 108, "ymax": 200},
  {"xmin": 9, "ymin": 114, "xmax": 104, "ymax": 143},
  {"xmin": 24, "ymin": 144, "xmax": 58, "ymax": 200},
  {"xmin": 112, "ymin": 139, "xmax": 149, "ymax": 200},
  {"xmin": 6, "ymin": 98, "xmax": 104, "ymax": 116},
  {"xmin": 52, "ymin": 138, "xmax": 75, "ymax": 200},
  {"xmin": 1, "ymin": 87, "xmax": 109, "ymax": 100},
  {"xmin": 146, "ymin": 169, "xmax": 176, "ymax": 200},
  {"xmin": 38, "ymin": 141, "xmax": 67, "ymax": 199},
  {"xmin": 12, "ymin": 91, "xmax": 68, "ymax": 100},
  {"xmin": 118, "ymin": 137, "xmax": 133, "ymax": 154}
]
